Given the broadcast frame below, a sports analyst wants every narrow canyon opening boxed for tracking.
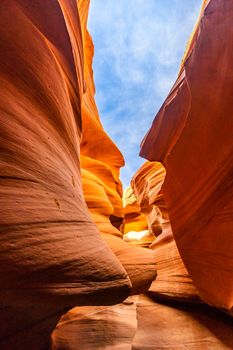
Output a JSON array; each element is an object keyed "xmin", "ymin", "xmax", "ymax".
[{"xmin": 0, "ymin": 1, "xmax": 232, "ymax": 350}]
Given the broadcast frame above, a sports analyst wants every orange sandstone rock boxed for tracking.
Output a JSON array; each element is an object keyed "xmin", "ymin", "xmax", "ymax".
[
  {"xmin": 78, "ymin": 1, "xmax": 156, "ymax": 296},
  {"xmin": 123, "ymin": 186, "xmax": 152, "ymax": 247},
  {"xmin": 52, "ymin": 295, "xmax": 233, "ymax": 350},
  {"xmin": 140, "ymin": 0, "xmax": 233, "ymax": 311},
  {"xmin": 51, "ymin": 297, "xmax": 138, "ymax": 350},
  {"xmin": 132, "ymin": 295, "xmax": 233, "ymax": 350},
  {"xmin": 0, "ymin": 0, "xmax": 131, "ymax": 348},
  {"xmin": 132, "ymin": 161, "xmax": 168, "ymax": 236},
  {"xmin": 131, "ymin": 161, "xmax": 199, "ymax": 301}
]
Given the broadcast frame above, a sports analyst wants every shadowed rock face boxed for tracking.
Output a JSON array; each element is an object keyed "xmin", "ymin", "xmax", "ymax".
[
  {"xmin": 1, "ymin": 0, "xmax": 232, "ymax": 348},
  {"xmin": 53, "ymin": 1, "xmax": 232, "ymax": 348},
  {"xmin": 132, "ymin": 295, "xmax": 233, "ymax": 350},
  {"xmin": 52, "ymin": 296, "xmax": 139, "ymax": 350},
  {"xmin": 140, "ymin": 0, "xmax": 233, "ymax": 312},
  {"xmin": 0, "ymin": 0, "xmax": 132, "ymax": 348}
]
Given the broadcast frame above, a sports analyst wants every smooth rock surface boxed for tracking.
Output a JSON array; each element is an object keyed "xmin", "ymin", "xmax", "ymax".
[
  {"xmin": 79, "ymin": 5, "xmax": 157, "ymax": 296},
  {"xmin": 131, "ymin": 161, "xmax": 199, "ymax": 301},
  {"xmin": 0, "ymin": 0, "xmax": 130, "ymax": 348},
  {"xmin": 140, "ymin": 0, "xmax": 233, "ymax": 311},
  {"xmin": 52, "ymin": 297, "xmax": 138, "ymax": 350},
  {"xmin": 132, "ymin": 295, "xmax": 233, "ymax": 350}
]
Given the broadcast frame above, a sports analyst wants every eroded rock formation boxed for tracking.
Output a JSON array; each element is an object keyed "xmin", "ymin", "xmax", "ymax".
[
  {"xmin": 78, "ymin": 0, "xmax": 156, "ymax": 296},
  {"xmin": 53, "ymin": 0, "xmax": 233, "ymax": 350},
  {"xmin": 0, "ymin": 0, "xmax": 156, "ymax": 348},
  {"xmin": 123, "ymin": 185, "xmax": 152, "ymax": 247},
  {"xmin": 0, "ymin": 0, "xmax": 132, "ymax": 348},
  {"xmin": 130, "ymin": 161, "xmax": 200, "ymax": 302},
  {"xmin": 1, "ymin": 0, "xmax": 232, "ymax": 348},
  {"xmin": 140, "ymin": 0, "xmax": 233, "ymax": 312}
]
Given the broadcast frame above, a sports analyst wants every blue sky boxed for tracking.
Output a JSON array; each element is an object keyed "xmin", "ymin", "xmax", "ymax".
[{"xmin": 88, "ymin": 0, "xmax": 202, "ymax": 187}]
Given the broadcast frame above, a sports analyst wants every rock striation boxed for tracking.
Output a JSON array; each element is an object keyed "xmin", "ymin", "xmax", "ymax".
[
  {"xmin": 123, "ymin": 186, "xmax": 153, "ymax": 247},
  {"xmin": 1, "ymin": 0, "xmax": 232, "ymax": 348},
  {"xmin": 0, "ymin": 0, "xmax": 134, "ymax": 348},
  {"xmin": 53, "ymin": 1, "xmax": 233, "ymax": 348},
  {"xmin": 129, "ymin": 161, "xmax": 200, "ymax": 302},
  {"xmin": 79, "ymin": 0, "xmax": 156, "ymax": 296},
  {"xmin": 140, "ymin": 0, "xmax": 233, "ymax": 312}
]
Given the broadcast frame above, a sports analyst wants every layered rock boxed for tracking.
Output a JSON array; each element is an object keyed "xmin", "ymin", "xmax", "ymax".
[
  {"xmin": 52, "ymin": 297, "xmax": 138, "ymax": 350},
  {"xmin": 123, "ymin": 186, "xmax": 152, "ymax": 247},
  {"xmin": 140, "ymin": 0, "xmax": 233, "ymax": 312},
  {"xmin": 79, "ymin": 0, "xmax": 156, "ymax": 295},
  {"xmin": 52, "ymin": 295, "xmax": 233, "ymax": 350},
  {"xmin": 132, "ymin": 295, "xmax": 233, "ymax": 350},
  {"xmin": 0, "ymin": 1, "xmax": 131, "ymax": 348},
  {"xmin": 52, "ymin": 1, "xmax": 233, "ymax": 348},
  {"xmin": 130, "ymin": 161, "xmax": 199, "ymax": 302}
]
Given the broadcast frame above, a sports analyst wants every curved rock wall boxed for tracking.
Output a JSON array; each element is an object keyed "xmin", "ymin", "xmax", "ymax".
[
  {"xmin": 130, "ymin": 161, "xmax": 199, "ymax": 302},
  {"xmin": 140, "ymin": 0, "xmax": 233, "ymax": 312},
  {"xmin": 0, "ymin": 1, "xmax": 132, "ymax": 348},
  {"xmin": 78, "ymin": 0, "xmax": 156, "ymax": 296},
  {"xmin": 1, "ymin": 0, "xmax": 232, "ymax": 349}
]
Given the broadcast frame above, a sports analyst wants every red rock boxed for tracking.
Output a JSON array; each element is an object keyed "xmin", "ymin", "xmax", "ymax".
[
  {"xmin": 51, "ymin": 297, "xmax": 138, "ymax": 350},
  {"xmin": 0, "ymin": 0, "xmax": 130, "ymax": 348},
  {"xmin": 79, "ymin": 3, "xmax": 156, "ymax": 296},
  {"xmin": 132, "ymin": 161, "xmax": 168, "ymax": 236},
  {"xmin": 149, "ymin": 228, "xmax": 200, "ymax": 302},
  {"xmin": 131, "ymin": 161, "xmax": 199, "ymax": 301},
  {"xmin": 52, "ymin": 294, "xmax": 233, "ymax": 350},
  {"xmin": 132, "ymin": 295, "xmax": 233, "ymax": 350},
  {"xmin": 140, "ymin": 0, "xmax": 233, "ymax": 311}
]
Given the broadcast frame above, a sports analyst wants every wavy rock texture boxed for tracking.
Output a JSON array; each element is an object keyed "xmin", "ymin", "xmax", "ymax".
[
  {"xmin": 132, "ymin": 295, "xmax": 233, "ymax": 350},
  {"xmin": 123, "ymin": 186, "xmax": 153, "ymax": 247},
  {"xmin": 52, "ymin": 295, "xmax": 233, "ymax": 350},
  {"xmin": 140, "ymin": 0, "xmax": 233, "ymax": 311},
  {"xmin": 0, "ymin": 0, "xmax": 131, "ymax": 348},
  {"xmin": 130, "ymin": 161, "xmax": 199, "ymax": 301},
  {"xmin": 52, "ymin": 1, "xmax": 233, "ymax": 348},
  {"xmin": 132, "ymin": 161, "xmax": 168, "ymax": 236},
  {"xmin": 52, "ymin": 296, "xmax": 138, "ymax": 350},
  {"xmin": 78, "ymin": 0, "xmax": 156, "ymax": 296},
  {"xmin": 123, "ymin": 186, "xmax": 148, "ymax": 234}
]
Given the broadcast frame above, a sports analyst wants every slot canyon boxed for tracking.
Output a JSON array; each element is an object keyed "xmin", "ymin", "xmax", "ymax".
[{"xmin": 0, "ymin": 0, "xmax": 232, "ymax": 349}]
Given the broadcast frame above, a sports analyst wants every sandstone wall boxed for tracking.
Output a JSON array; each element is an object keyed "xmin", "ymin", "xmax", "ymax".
[
  {"xmin": 0, "ymin": 1, "xmax": 132, "ymax": 348},
  {"xmin": 53, "ymin": 1, "xmax": 233, "ymax": 348},
  {"xmin": 140, "ymin": 0, "xmax": 233, "ymax": 312}
]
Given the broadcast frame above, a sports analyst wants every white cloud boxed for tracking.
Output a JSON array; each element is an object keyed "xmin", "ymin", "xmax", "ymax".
[{"xmin": 88, "ymin": 0, "xmax": 202, "ymax": 187}]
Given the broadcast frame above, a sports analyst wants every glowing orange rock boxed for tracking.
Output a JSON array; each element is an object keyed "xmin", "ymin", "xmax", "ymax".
[
  {"xmin": 132, "ymin": 161, "xmax": 168, "ymax": 236},
  {"xmin": 130, "ymin": 161, "xmax": 199, "ymax": 301},
  {"xmin": 79, "ymin": 6, "xmax": 156, "ymax": 295},
  {"xmin": 140, "ymin": 0, "xmax": 233, "ymax": 311},
  {"xmin": 123, "ymin": 186, "xmax": 152, "ymax": 247},
  {"xmin": 0, "ymin": 0, "xmax": 130, "ymax": 348}
]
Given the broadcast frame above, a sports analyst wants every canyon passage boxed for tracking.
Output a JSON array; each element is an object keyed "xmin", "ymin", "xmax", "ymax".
[{"xmin": 0, "ymin": 0, "xmax": 232, "ymax": 349}]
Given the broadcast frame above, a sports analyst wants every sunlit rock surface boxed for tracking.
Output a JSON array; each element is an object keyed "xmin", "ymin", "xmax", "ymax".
[
  {"xmin": 79, "ymin": 0, "xmax": 156, "ymax": 296},
  {"xmin": 123, "ymin": 186, "xmax": 153, "ymax": 247},
  {"xmin": 130, "ymin": 161, "xmax": 199, "ymax": 302},
  {"xmin": 1, "ymin": 0, "xmax": 232, "ymax": 348},
  {"xmin": 0, "ymin": 0, "xmax": 131, "ymax": 348},
  {"xmin": 141, "ymin": 0, "xmax": 233, "ymax": 312}
]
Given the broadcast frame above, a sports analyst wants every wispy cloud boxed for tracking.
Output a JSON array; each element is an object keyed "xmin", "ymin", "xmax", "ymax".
[{"xmin": 88, "ymin": 0, "xmax": 202, "ymax": 187}]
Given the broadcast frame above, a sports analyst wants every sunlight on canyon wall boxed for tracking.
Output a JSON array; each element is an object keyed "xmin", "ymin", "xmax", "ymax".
[{"xmin": 0, "ymin": 0, "xmax": 232, "ymax": 349}]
